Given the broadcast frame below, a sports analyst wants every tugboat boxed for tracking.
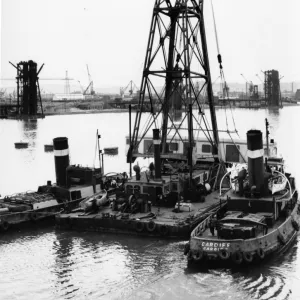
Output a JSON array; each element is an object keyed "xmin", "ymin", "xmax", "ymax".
[
  {"xmin": 0, "ymin": 136, "xmax": 126, "ymax": 232},
  {"xmin": 185, "ymin": 124, "xmax": 300, "ymax": 265}
]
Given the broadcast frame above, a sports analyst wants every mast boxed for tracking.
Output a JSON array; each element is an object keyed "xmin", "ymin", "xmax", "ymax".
[
  {"xmin": 198, "ymin": 0, "xmax": 219, "ymax": 153},
  {"xmin": 265, "ymin": 118, "xmax": 269, "ymax": 156},
  {"xmin": 128, "ymin": 0, "xmax": 219, "ymax": 163},
  {"xmin": 161, "ymin": 5, "xmax": 179, "ymax": 153}
]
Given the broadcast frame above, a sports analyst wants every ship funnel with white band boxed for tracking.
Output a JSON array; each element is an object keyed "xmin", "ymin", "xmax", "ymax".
[
  {"xmin": 53, "ymin": 137, "xmax": 70, "ymax": 187},
  {"xmin": 247, "ymin": 130, "xmax": 264, "ymax": 194},
  {"xmin": 153, "ymin": 129, "xmax": 161, "ymax": 179}
]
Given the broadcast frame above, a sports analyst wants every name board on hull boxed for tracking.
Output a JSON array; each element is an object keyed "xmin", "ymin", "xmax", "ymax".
[{"xmin": 202, "ymin": 242, "xmax": 230, "ymax": 252}]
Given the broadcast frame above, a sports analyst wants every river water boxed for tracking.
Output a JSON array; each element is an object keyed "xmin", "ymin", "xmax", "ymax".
[{"xmin": 0, "ymin": 107, "xmax": 300, "ymax": 299}]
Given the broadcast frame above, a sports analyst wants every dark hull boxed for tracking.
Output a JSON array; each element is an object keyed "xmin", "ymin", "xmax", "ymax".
[
  {"xmin": 185, "ymin": 202, "xmax": 300, "ymax": 267},
  {"xmin": 55, "ymin": 211, "xmax": 208, "ymax": 239},
  {"xmin": 0, "ymin": 198, "xmax": 83, "ymax": 233},
  {"xmin": 186, "ymin": 230, "xmax": 298, "ymax": 268},
  {"xmin": 55, "ymin": 195, "xmax": 225, "ymax": 239}
]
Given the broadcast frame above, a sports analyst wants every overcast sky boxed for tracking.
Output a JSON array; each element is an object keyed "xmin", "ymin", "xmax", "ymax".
[{"xmin": 1, "ymin": 0, "xmax": 300, "ymax": 91}]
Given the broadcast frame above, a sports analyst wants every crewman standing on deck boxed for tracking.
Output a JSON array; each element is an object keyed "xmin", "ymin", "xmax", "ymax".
[
  {"xmin": 209, "ymin": 214, "xmax": 217, "ymax": 236},
  {"xmin": 238, "ymin": 167, "xmax": 247, "ymax": 196}
]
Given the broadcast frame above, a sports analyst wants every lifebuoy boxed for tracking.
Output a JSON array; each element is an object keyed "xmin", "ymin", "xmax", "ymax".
[
  {"xmin": 257, "ymin": 248, "xmax": 265, "ymax": 259},
  {"xmin": 184, "ymin": 243, "xmax": 190, "ymax": 255},
  {"xmin": 243, "ymin": 252, "xmax": 253, "ymax": 263},
  {"xmin": 135, "ymin": 221, "xmax": 144, "ymax": 233},
  {"xmin": 231, "ymin": 251, "xmax": 243, "ymax": 264},
  {"xmin": 0, "ymin": 221, "xmax": 10, "ymax": 231},
  {"xmin": 292, "ymin": 219, "xmax": 300, "ymax": 231},
  {"xmin": 277, "ymin": 232, "xmax": 286, "ymax": 245},
  {"xmin": 146, "ymin": 220, "xmax": 156, "ymax": 232},
  {"xmin": 159, "ymin": 224, "xmax": 169, "ymax": 236},
  {"xmin": 219, "ymin": 249, "xmax": 230, "ymax": 260},
  {"xmin": 192, "ymin": 250, "xmax": 203, "ymax": 261}
]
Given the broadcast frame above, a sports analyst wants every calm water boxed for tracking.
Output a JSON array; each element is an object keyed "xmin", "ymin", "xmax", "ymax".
[{"xmin": 0, "ymin": 107, "xmax": 300, "ymax": 299}]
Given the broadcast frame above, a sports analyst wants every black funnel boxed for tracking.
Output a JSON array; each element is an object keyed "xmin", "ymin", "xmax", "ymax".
[
  {"xmin": 247, "ymin": 130, "xmax": 264, "ymax": 195},
  {"xmin": 53, "ymin": 137, "xmax": 70, "ymax": 187},
  {"xmin": 153, "ymin": 129, "xmax": 161, "ymax": 179}
]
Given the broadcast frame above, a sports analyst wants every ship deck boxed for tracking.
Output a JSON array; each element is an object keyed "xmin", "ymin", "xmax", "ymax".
[
  {"xmin": 197, "ymin": 216, "xmax": 285, "ymax": 240},
  {"xmin": 56, "ymin": 191, "xmax": 223, "ymax": 239}
]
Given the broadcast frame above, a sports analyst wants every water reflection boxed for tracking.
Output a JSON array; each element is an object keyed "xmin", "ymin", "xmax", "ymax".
[
  {"xmin": 51, "ymin": 231, "xmax": 182, "ymax": 299},
  {"xmin": 53, "ymin": 232, "xmax": 75, "ymax": 283},
  {"xmin": 1, "ymin": 108, "xmax": 300, "ymax": 299},
  {"xmin": 171, "ymin": 109, "xmax": 183, "ymax": 122},
  {"xmin": 22, "ymin": 119, "xmax": 38, "ymax": 145}
]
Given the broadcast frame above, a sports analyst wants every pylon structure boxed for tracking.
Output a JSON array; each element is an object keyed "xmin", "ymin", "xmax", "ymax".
[
  {"xmin": 128, "ymin": 0, "xmax": 219, "ymax": 163},
  {"xmin": 10, "ymin": 60, "xmax": 44, "ymax": 116}
]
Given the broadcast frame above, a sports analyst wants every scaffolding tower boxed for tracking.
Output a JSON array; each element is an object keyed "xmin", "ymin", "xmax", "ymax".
[
  {"xmin": 10, "ymin": 60, "xmax": 44, "ymax": 116},
  {"xmin": 264, "ymin": 70, "xmax": 280, "ymax": 106},
  {"xmin": 127, "ymin": 0, "xmax": 219, "ymax": 163}
]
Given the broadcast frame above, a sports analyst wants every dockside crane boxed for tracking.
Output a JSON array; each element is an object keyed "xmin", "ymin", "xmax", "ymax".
[
  {"xmin": 86, "ymin": 65, "xmax": 95, "ymax": 95},
  {"xmin": 240, "ymin": 74, "xmax": 254, "ymax": 97},
  {"xmin": 120, "ymin": 80, "xmax": 138, "ymax": 98}
]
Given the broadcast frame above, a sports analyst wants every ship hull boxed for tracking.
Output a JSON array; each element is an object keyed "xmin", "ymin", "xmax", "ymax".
[
  {"xmin": 0, "ymin": 197, "xmax": 83, "ymax": 232},
  {"xmin": 185, "ymin": 203, "xmax": 300, "ymax": 266}
]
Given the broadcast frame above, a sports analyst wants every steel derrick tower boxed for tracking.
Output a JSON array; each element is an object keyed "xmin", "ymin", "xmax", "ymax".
[{"xmin": 127, "ymin": 0, "xmax": 219, "ymax": 163}]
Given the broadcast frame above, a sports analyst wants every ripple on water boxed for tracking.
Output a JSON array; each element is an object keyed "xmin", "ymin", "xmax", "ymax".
[{"xmin": 0, "ymin": 225, "xmax": 299, "ymax": 299}]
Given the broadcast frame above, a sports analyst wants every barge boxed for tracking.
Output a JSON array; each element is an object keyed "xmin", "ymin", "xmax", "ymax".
[{"xmin": 56, "ymin": 157, "xmax": 228, "ymax": 238}]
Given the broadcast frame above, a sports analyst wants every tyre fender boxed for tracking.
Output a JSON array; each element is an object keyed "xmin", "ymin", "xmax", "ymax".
[
  {"xmin": 243, "ymin": 252, "xmax": 253, "ymax": 263},
  {"xmin": 192, "ymin": 249, "xmax": 203, "ymax": 261},
  {"xmin": 219, "ymin": 249, "xmax": 230, "ymax": 260},
  {"xmin": 146, "ymin": 220, "xmax": 156, "ymax": 232},
  {"xmin": 0, "ymin": 221, "xmax": 10, "ymax": 231}
]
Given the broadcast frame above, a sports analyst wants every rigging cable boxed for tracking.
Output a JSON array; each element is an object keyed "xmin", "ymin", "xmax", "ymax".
[{"xmin": 210, "ymin": 0, "xmax": 239, "ymax": 137}]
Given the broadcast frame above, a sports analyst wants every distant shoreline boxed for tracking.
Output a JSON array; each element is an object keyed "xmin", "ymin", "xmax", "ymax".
[
  {"xmin": 45, "ymin": 109, "xmax": 128, "ymax": 116},
  {"xmin": 44, "ymin": 103, "xmax": 299, "ymax": 117}
]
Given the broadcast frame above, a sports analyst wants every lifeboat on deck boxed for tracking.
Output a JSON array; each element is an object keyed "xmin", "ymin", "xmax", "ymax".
[{"xmin": 80, "ymin": 190, "xmax": 108, "ymax": 213}]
